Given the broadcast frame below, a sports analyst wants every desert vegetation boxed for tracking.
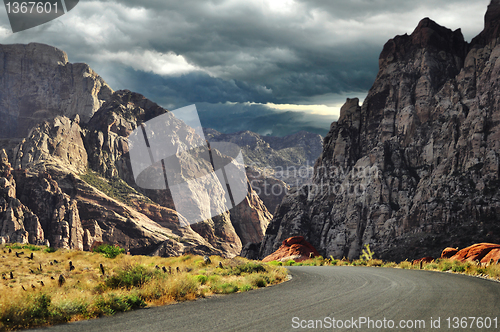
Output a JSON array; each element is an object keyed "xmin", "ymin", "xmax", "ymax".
[
  {"xmin": 268, "ymin": 249, "xmax": 500, "ymax": 282},
  {"xmin": 0, "ymin": 244, "xmax": 287, "ymax": 331}
]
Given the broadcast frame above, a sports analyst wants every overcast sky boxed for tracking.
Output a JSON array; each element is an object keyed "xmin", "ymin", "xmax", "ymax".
[{"xmin": 0, "ymin": 0, "xmax": 491, "ymax": 136}]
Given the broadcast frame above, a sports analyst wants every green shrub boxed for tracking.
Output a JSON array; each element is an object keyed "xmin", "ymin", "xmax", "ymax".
[
  {"xmin": 352, "ymin": 260, "xmax": 367, "ymax": 266},
  {"xmin": 283, "ymin": 260, "xmax": 296, "ymax": 266},
  {"xmin": 267, "ymin": 261, "xmax": 283, "ymax": 266},
  {"xmin": 212, "ymin": 282, "xmax": 239, "ymax": 294},
  {"xmin": 93, "ymin": 244, "xmax": 125, "ymax": 259},
  {"xmin": 105, "ymin": 265, "xmax": 153, "ymax": 289},
  {"xmin": 94, "ymin": 294, "xmax": 146, "ymax": 315},
  {"xmin": 195, "ymin": 275, "xmax": 208, "ymax": 284},
  {"xmin": 253, "ymin": 277, "xmax": 267, "ymax": 288},
  {"xmin": 230, "ymin": 262, "xmax": 267, "ymax": 275},
  {"xmin": 240, "ymin": 284, "xmax": 253, "ymax": 292},
  {"xmin": 330, "ymin": 256, "xmax": 339, "ymax": 266},
  {"xmin": 43, "ymin": 246, "xmax": 57, "ymax": 253},
  {"xmin": 6, "ymin": 244, "xmax": 23, "ymax": 250},
  {"xmin": 440, "ymin": 261, "xmax": 452, "ymax": 271}
]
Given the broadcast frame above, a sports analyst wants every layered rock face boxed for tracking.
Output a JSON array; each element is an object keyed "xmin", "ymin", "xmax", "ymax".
[
  {"xmin": 0, "ymin": 150, "xmax": 45, "ymax": 245},
  {"xmin": 260, "ymin": 1, "xmax": 500, "ymax": 261},
  {"xmin": 0, "ymin": 43, "xmax": 113, "ymax": 139}
]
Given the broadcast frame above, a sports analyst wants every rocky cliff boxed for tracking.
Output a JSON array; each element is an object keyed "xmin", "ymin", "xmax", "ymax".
[
  {"xmin": 0, "ymin": 44, "xmax": 272, "ymax": 257},
  {"xmin": 259, "ymin": 1, "xmax": 500, "ymax": 262},
  {"xmin": 0, "ymin": 43, "xmax": 113, "ymax": 140}
]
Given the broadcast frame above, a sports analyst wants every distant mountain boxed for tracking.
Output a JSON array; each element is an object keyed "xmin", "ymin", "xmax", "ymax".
[
  {"xmin": 204, "ymin": 128, "xmax": 322, "ymax": 170},
  {"xmin": 259, "ymin": 0, "xmax": 500, "ymax": 262},
  {"xmin": 204, "ymin": 128, "xmax": 324, "ymax": 213}
]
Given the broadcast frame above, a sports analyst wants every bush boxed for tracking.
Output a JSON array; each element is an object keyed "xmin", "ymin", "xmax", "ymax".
[
  {"xmin": 105, "ymin": 265, "xmax": 153, "ymax": 289},
  {"xmin": 367, "ymin": 259, "xmax": 383, "ymax": 267},
  {"xmin": 252, "ymin": 276, "xmax": 268, "ymax": 288},
  {"xmin": 0, "ymin": 294, "xmax": 54, "ymax": 330},
  {"xmin": 93, "ymin": 294, "xmax": 146, "ymax": 316},
  {"xmin": 211, "ymin": 282, "xmax": 239, "ymax": 294},
  {"xmin": 167, "ymin": 277, "xmax": 198, "ymax": 300},
  {"xmin": 230, "ymin": 262, "xmax": 267, "ymax": 275},
  {"xmin": 440, "ymin": 261, "xmax": 453, "ymax": 272},
  {"xmin": 43, "ymin": 246, "xmax": 57, "ymax": 253},
  {"xmin": 240, "ymin": 284, "xmax": 253, "ymax": 292},
  {"xmin": 360, "ymin": 244, "xmax": 374, "ymax": 261},
  {"xmin": 195, "ymin": 275, "xmax": 208, "ymax": 284},
  {"xmin": 93, "ymin": 244, "xmax": 125, "ymax": 259},
  {"xmin": 267, "ymin": 261, "xmax": 283, "ymax": 266}
]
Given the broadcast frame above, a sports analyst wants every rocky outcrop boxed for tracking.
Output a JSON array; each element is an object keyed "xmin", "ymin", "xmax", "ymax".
[
  {"xmin": 441, "ymin": 247, "xmax": 459, "ymax": 259},
  {"xmin": 82, "ymin": 90, "xmax": 249, "ymax": 256},
  {"xmin": 0, "ymin": 43, "xmax": 113, "ymax": 139},
  {"xmin": 229, "ymin": 183, "xmax": 272, "ymax": 246},
  {"xmin": 260, "ymin": 1, "xmax": 500, "ymax": 261},
  {"xmin": 13, "ymin": 169, "xmax": 84, "ymax": 250},
  {"xmin": 412, "ymin": 257, "xmax": 434, "ymax": 265},
  {"xmin": 262, "ymin": 236, "xmax": 319, "ymax": 262},
  {"xmin": 448, "ymin": 243, "xmax": 500, "ymax": 263},
  {"xmin": 0, "ymin": 149, "xmax": 46, "ymax": 245},
  {"xmin": 13, "ymin": 115, "xmax": 88, "ymax": 174}
]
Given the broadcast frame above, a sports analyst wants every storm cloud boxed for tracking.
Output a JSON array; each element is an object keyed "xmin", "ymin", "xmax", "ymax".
[{"xmin": 0, "ymin": 0, "xmax": 490, "ymax": 136}]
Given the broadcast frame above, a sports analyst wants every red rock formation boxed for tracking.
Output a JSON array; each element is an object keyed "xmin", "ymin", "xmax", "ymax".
[
  {"xmin": 449, "ymin": 243, "xmax": 500, "ymax": 262},
  {"xmin": 262, "ymin": 236, "xmax": 319, "ymax": 262},
  {"xmin": 481, "ymin": 248, "xmax": 500, "ymax": 264},
  {"xmin": 413, "ymin": 257, "xmax": 434, "ymax": 265},
  {"xmin": 441, "ymin": 247, "xmax": 459, "ymax": 259}
]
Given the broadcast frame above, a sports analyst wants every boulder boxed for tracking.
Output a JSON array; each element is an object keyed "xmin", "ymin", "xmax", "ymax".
[
  {"xmin": 262, "ymin": 236, "xmax": 319, "ymax": 262},
  {"xmin": 449, "ymin": 243, "xmax": 500, "ymax": 262},
  {"xmin": 441, "ymin": 248, "xmax": 459, "ymax": 259}
]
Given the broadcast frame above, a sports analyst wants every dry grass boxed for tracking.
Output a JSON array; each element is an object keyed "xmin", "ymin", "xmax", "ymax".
[{"xmin": 0, "ymin": 244, "xmax": 288, "ymax": 331}]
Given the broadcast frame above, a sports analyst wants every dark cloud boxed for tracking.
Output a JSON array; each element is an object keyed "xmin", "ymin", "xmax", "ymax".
[{"xmin": 0, "ymin": 0, "xmax": 490, "ymax": 136}]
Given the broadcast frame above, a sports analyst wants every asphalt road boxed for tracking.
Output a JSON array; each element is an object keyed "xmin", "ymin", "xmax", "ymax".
[{"xmin": 31, "ymin": 266, "xmax": 500, "ymax": 332}]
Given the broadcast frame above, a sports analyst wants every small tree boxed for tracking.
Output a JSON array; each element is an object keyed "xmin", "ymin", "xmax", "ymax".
[{"xmin": 360, "ymin": 244, "xmax": 374, "ymax": 261}]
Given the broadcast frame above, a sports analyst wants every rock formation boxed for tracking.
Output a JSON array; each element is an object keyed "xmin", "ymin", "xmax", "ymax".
[
  {"xmin": 0, "ymin": 41, "xmax": 277, "ymax": 257},
  {"xmin": 0, "ymin": 43, "xmax": 113, "ymax": 139},
  {"xmin": 0, "ymin": 58, "xmax": 273, "ymax": 256},
  {"xmin": 262, "ymin": 236, "xmax": 319, "ymax": 262},
  {"xmin": 0, "ymin": 149, "xmax": 46, "ymax": 245},
  {"xmin": 447, "ymin": 243, "xmax": 500, "ymax": 263},
  {"xmin": 260, "ymin": 1, "xmax": 500, "ymax": 261}
]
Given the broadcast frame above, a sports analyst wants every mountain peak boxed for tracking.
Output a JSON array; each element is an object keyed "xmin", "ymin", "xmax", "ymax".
[
  {"xmin": 379, "ymin": 16, "xmax": 466, "ymax": 66},
  {"xmin": 472, "ymin": 0, "xmax": 500, "ymax": 47}
]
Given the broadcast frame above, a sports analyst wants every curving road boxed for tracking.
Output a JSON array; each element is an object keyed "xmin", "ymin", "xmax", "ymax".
[{"xmin": 31, "ymin": 266, "xmax": 500, "ymax": 332}]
